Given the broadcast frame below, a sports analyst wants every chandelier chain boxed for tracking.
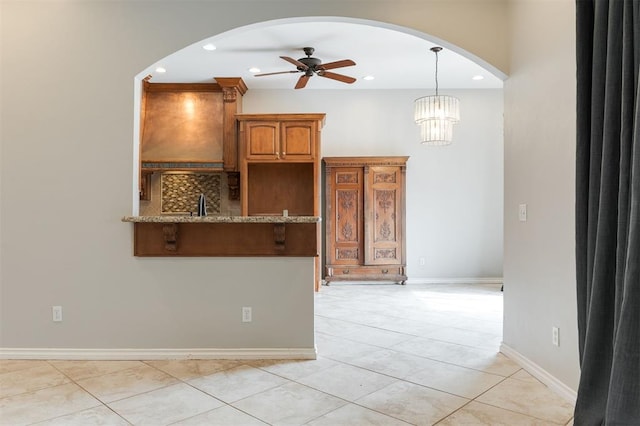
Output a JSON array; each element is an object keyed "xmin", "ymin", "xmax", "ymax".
[{"xmin": 434, "ymin": 49, "xmax": 439, "ymax": 96}]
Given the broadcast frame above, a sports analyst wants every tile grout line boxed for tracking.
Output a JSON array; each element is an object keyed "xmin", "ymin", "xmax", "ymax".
[
  {"xmin": 0, "ymin": 362, "xmax": 70, "ymax": 401},
  {"xmin": 315, "ymin": 315, "xmax": 504, "ymax": 352},
  {"xmin": 268, "ymin": 358, "xmax": 471, "ymax": 424},
  {"xmin": 463, "ymin": 372, "xmax": 570, "ymax": 425},
  {"xmin": 141, "ymin": 360, "xmax": 272, "ymax": 425},
  {"xmin": 35, "ymin": 360, "xmax": 134, "ymax": 426},
  {"xmin": 316, "ymin": 333, "xmax": 515, "ymax": 379}
]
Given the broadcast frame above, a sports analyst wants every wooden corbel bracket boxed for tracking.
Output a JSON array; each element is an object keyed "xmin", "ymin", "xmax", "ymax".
[
  {"xmin": 274, "ymin": 223, "xmax": 286, "ymax": 252},
  {"xmin": 162, "ymin": 223, "xmax": 178, "ymax": 251}
]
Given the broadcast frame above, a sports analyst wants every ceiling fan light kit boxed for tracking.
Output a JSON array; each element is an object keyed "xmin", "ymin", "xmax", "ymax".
[
  {"xmin": 255, "ymin": 47, "xmax": 356, "ymax": 89},
  {"xmin": 414, "ymin": 47, "xmax": 460, "ymax": 145}
]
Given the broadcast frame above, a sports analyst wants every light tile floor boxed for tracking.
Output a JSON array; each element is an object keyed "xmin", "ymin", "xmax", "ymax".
[{"xmin": 0, "ymin": 283, "xmax": 575, "ymax": 425}]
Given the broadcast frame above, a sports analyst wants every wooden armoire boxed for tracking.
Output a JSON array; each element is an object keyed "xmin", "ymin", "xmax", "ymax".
[{"xmin": 323, "ymin": 156, "xmax": 408, "ymax": 284}]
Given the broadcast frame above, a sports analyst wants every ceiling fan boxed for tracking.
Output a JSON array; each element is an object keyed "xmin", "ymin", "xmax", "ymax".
[{"xmin": 255, "ymin": 47, "xmax": 356, "ymax": 89}]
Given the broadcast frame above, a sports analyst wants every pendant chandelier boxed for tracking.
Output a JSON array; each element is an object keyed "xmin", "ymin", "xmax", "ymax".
[{"xmin": 414, "ymin": 47, "xmax": 460, "ymax": 145}]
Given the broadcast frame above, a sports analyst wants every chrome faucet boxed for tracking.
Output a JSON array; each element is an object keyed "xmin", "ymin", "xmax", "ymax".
[{"xmin": 197, "ymin": 193, "xmax": 207, "ymax": 216}]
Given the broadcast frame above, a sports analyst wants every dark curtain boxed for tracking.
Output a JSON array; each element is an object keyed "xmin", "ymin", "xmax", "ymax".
[{"xmin": 575, "ymin": 0, "xmax": 640, "ymax": 424}]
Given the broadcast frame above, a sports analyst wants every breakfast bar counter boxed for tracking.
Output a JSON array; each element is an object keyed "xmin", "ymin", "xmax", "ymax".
[{"xmin": 122, "ymin": 216, "xmax": 321, "ymax": 257}]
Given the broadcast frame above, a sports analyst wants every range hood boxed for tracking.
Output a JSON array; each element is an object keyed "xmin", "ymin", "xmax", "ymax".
[{"xmin": 139, "ymin": 78, "xmax": 247, "ymax": 172}]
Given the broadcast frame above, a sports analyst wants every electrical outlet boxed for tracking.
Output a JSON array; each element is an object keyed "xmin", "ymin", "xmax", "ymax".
[
  {"xmin": 419, "ymin": 257, "xmax": 426, "ymax": 266},
  {"xmin": 52, "ymin": 306, "xmax": 62, "ymax": 322},
  {"xmin": 552, "ymin": 326, "xmax": 559, "ymax": 346},
  {"xmin": 242, "ymin": 307, "xmax": 252, "ymax": 323},
  {"xmin": 519, "ymin": 204, "xmax": 528, "ymax": 222}
]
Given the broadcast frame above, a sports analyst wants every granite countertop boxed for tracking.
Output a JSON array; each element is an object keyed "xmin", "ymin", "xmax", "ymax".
[{"xmin": 122, "ymin": 215, "xmax": 321, "ymax": 223}]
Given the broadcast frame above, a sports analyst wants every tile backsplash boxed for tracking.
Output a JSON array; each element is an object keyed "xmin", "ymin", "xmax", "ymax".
[
  {"xmin": 161, "ymin": 173, "xmax": 221, "ymax": 214},
  {"xmin": 140, "ymin": 172, "xmax": 240, "ymax": 216}
]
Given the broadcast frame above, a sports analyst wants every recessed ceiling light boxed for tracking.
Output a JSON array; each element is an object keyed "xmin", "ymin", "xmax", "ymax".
[
  {"xmin": 203, "ymin": 43, "xmax": 217, "ymax": 51},
  {"xmin": 472, "ymin": 75, "xmax": 485, "ymax": 81},
  {"xmin": 155, "ymin": 67, "xmax": 166, "ymax": 73},
  {"xmin": 363, "ymin": 75, "xmax": 375, "ymax": 81},
  {"xmin": 249, "ymin": 67, "xmax": 261, "ymax": 73}
]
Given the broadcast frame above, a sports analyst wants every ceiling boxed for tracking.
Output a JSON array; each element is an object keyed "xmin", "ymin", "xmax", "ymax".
[{"xmin": 145, "ymin": 20, "xmax": 504, "ymax": 91}]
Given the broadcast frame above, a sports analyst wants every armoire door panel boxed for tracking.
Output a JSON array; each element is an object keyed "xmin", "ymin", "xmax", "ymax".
[
  {"xmin": 374, "ymin": 247, "xmax": 398, "ymax": 261},
  {"xmin": 329, "ymin": 167, "xmax": 363, "ymax": 265},
  {"xmin": 373, "ymin": 189, "xmax": 397, "ymax": 242},
  {"xmin": 336, "ymin": 170, "xmax": 360, "ymax": 184},
  {"xmin": 335, "ymin": 247, "xmax": 360, "ymax": 261},
  {"xmin": 366, "ymin": 166, "xmax": 403, "ymax": 265},
  {"xmin": 336, "ymin": 189, "xmax": 360, "ymax": 242},
  {"xmin": 373, "ymin": 170, "xmax": 398, "ymax": 184}
]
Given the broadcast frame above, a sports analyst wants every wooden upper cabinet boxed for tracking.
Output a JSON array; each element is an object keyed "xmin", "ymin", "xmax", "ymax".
[{"xmin": 237, "ymin": 114, "xmax": 322, "ymax": 163}]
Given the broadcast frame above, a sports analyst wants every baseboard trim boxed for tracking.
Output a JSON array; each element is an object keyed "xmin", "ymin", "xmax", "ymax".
[
  {"xmin": 407, "ymin": 277, "xmax": 503, "ymax": 285},
  {"xmin": 500, "ymin": 343, "xmax": 577, "ymax": 403},
  {"xmin": 0, "ymin": 347, "xmax": 317, "ymax": 360}
]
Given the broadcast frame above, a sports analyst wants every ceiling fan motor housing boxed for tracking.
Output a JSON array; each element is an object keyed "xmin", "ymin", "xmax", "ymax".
[{"xmin": 298, "ymin": 57, "xmax": 322, "ymax": 70}]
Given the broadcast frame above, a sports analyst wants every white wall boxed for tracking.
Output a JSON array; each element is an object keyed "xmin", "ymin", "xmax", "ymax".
[
  {"xmin": 503, "ymin": 0, "xmax": 580, "ymax": 390},
  {"xmin": 245, "ymin": 89, "xmax": 504, "ymax": 280}
]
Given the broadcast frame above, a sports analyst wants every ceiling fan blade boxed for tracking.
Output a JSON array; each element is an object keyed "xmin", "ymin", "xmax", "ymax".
[
  {"xmin": 318, "ymin": 59, "xmax": 356, "ymax": 70},
  {"xmin": 255, "ymin": 70, "xmax": 300, "ymax": 77},
  {"xmin": 295, "ymin": 75, "xmax": 310, "ymax": 89},
  {"xmin": 280, "ymin": 56, "xmax": 308, "ymax": 70},
  {"xmin": 319, "ymin": 71, "xmax": 356, "ymax": 84}
]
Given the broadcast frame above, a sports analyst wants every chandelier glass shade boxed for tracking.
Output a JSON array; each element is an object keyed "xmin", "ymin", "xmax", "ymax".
[
  {"xmin": 414, "ymin": 95, "xmax": 460, "ymax": 145},
  {"xmin": 414, "ymin": 47, "xmax": 460, "ymax": 145}
]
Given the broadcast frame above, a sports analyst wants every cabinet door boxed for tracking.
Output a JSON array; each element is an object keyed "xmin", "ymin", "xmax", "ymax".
[
  {"xmin": 365, "ymin": 166, "xmax": 403, "ymax": 265},
  {"xmin": 328, "ymin": 167, "xmax": 364, "ymax": 265},
  {"xmin": 280, "ymin": 121, "xmax": 316, "ymax": 161},
  {"xmin": 244, "ymin": 121, "xmax": 279, "ymax": 160}
]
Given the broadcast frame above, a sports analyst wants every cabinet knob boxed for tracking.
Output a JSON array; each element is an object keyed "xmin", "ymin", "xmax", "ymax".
[
  {"xmin": 342, "ymin": 269, "xmax": 350, "ymax": 274},
  {"xmin": 382, "ymin": 269, "xmax": 389, "ymax": 274}
]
